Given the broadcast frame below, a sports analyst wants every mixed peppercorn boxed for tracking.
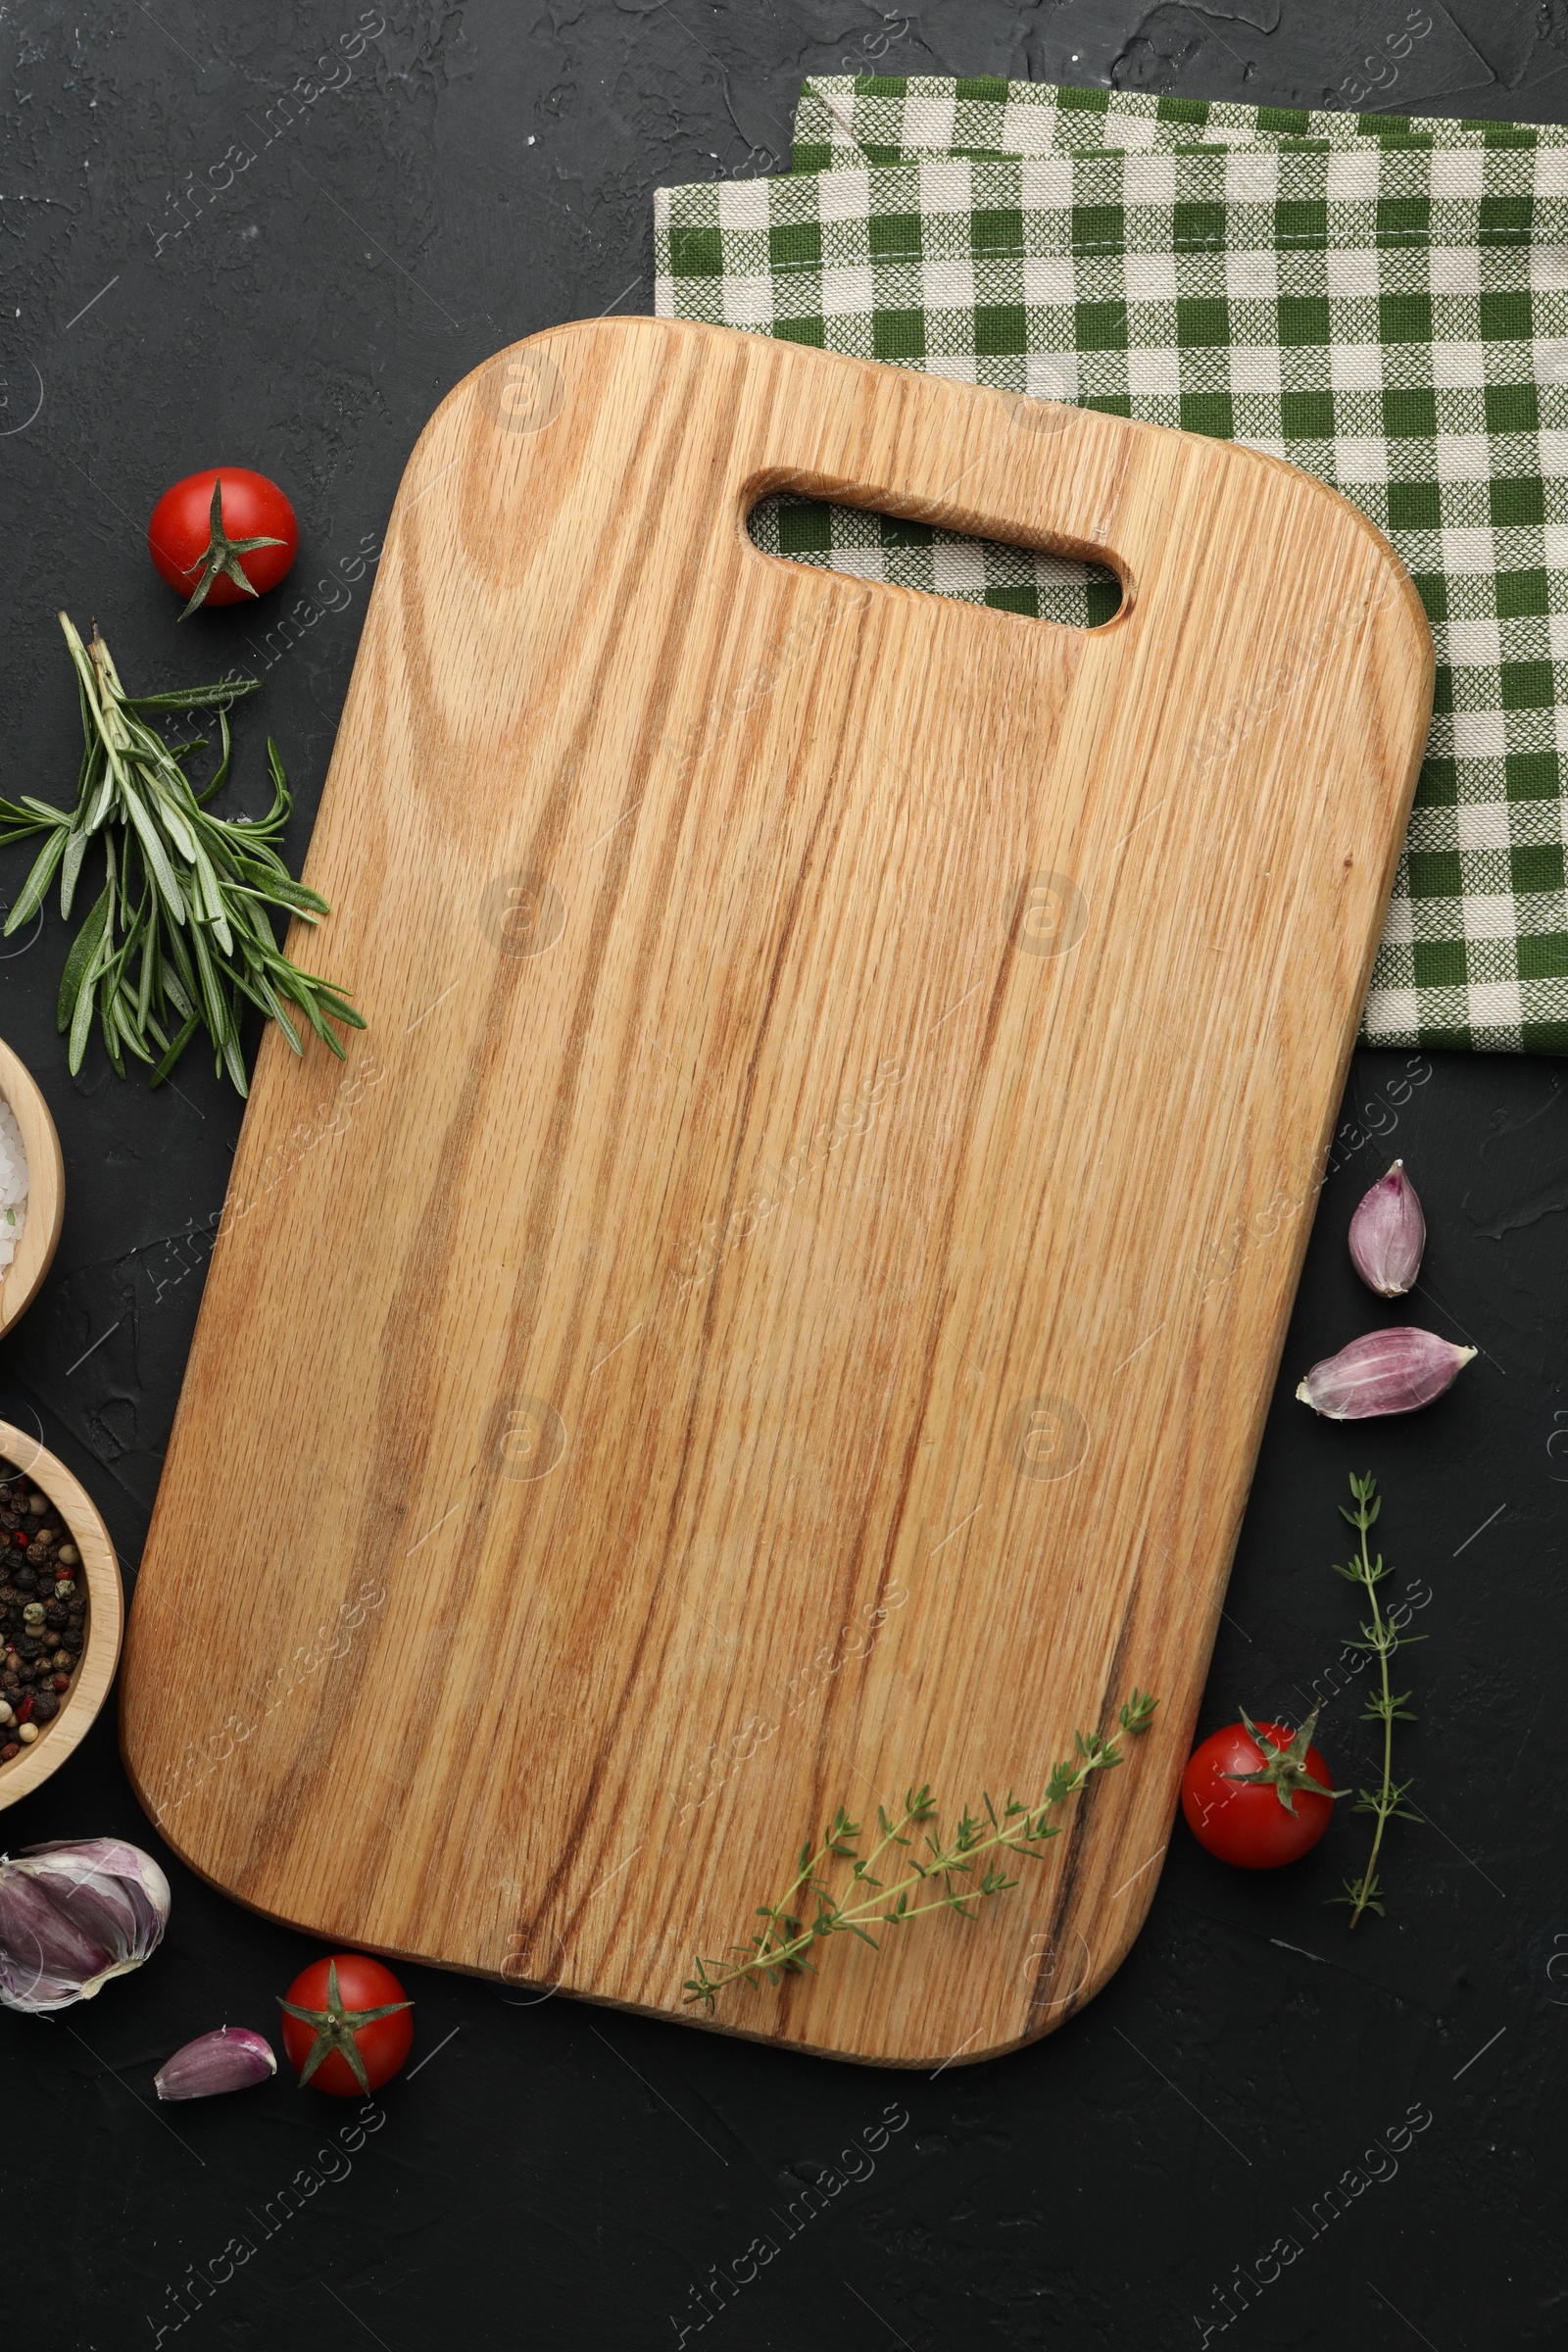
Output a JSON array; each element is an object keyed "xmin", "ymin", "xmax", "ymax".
[{"xmin": 0, "ymin": 1458, "xmax": 86, "ymax": 1762}]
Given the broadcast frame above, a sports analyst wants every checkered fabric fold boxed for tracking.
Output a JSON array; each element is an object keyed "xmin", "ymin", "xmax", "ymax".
[
  {"xmin": 655, "ymin": 93, "xmax": 1568, "ymax": 1052},
  {"xmin": 791, "ymin": 74, "xmax": 1568, "ymax": 168}
]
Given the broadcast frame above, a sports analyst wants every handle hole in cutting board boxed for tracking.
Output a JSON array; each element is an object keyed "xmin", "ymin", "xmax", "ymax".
[{"xmin": 748, "ymin": 492, "xmax": 1123, "ymax": 628}]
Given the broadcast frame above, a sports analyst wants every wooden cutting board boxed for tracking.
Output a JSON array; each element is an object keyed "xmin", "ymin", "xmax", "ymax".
[{"xmin": 122, "ymin": 318, "xmax": 1431, "ymax": 2065}]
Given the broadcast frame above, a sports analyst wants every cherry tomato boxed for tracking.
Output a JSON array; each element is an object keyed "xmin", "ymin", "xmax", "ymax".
[
  {"xmin": 278, "ymin": 1952, "xmax": 413, "ymax": 2095},
  {"xmin": 148, "ymin": 466, "xmax": 298, "ymax": 615},
  {"xmin": 1181, "ymin": 1710, "xmax": 1343, "ymax": 1870}
]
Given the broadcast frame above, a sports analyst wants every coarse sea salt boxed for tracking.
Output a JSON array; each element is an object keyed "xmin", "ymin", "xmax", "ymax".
[{"xmin": 0, "ymin": 1101, "xmax": 26, "ymax": 1279}]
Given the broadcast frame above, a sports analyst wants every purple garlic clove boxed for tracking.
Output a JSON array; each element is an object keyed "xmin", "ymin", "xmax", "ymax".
[
  {"xmin": 0, "ymin": 1838, "xmax": 172, "ymax": 2013},
  {"xmin": 1348, "ymin": 1160, "xmax": 1426, "ymax": 1298},
  {"xmin": 22, "ymin": 1838, "xmax": 171, "ymax": 1966},
  {"xmin": 0, "ymin": 1868, "xmax": 115, "ymax": 2011},
  {"xmin": 155, "ymin": 2026, "xmax": 277, "ymax": 2102},
  {"xmin": 1297, "ymin": 1327, "xmax": 1476, "ymax": 1420}
]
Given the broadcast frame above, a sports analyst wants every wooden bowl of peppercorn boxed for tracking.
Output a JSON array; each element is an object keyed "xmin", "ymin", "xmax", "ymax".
[{"xmin": 0, "ymin": 1422, "xmax": 122, "ymax": 1810}]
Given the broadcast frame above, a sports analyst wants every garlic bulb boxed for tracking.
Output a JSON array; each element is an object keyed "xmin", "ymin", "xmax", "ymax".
[
  {"xmin": 156, "ymin": 2025, "xmax": 275, "ymax": 2101},
  {"xmin": 0, "ymin": 1838, "xmax": 171, "ymax": 2013},
  {"xmin": 1348, "ymin": 1161, "xmax": 1426, "ymax": 1298},
  {"xmin": 1296, "ymin": 1328, "xmax": 1476, "ymax": 1420}
]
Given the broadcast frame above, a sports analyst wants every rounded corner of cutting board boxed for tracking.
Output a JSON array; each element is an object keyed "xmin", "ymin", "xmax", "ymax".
[
  {"xmin": 397, "ymin": 314, "xmax": 724, "ymax": 462},
  {"xmin": 1208, "ymin": 431, "xmax": 1437, "ymax": 692},
  {"xmin": 116, "ymin": 1712, "xmax": 378, "ymax": 1950},
  {"xmin": 651, "ymin": 1820, "xmax": 1174, "ymax": 2069},
  {"xmin": 117, "ymin": 1706, "xmax": 231, "ymax": 1900},
  {"xmin": 116, "ymin": 1627, "xmax": 299, "ymax": 1925}
]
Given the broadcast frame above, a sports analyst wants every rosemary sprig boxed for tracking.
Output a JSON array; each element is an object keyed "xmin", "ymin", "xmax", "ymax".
[
  {"xmin": 1328, "ymin": 1473, "xmax": 1422, "ymax": 1927},
  {"xmin": 683, "ymin": 1689, "xmax": 1158, "ymax": 2012},
  {"xmin": 0, "ymin": 612, "xmax": 364, "ymax": 1098}
]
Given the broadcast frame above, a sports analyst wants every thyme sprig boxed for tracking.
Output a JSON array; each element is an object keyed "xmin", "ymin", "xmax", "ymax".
[
  {"xmin": 1329, "ymin": 1473, "xmax": 1422, "ymax": 1928},
  {"xmin": 683, "ymin": 1689, "xmax": 1158, "ymax": 2012},
  {"xmin": 0, "ymin": 613, "xmax": 363, "ymax": 1097}
]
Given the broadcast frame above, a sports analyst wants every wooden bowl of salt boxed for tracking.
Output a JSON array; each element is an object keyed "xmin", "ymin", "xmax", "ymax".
[{"xmin": 0, "ymin": 1038, "xmax": 63, "ymax": 1339}]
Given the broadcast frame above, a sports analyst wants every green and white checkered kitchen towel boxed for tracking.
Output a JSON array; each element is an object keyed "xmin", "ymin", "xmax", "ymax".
[{"xmin": 655, "ymin": 84, "xmax": 1568, "ymax": 1054}]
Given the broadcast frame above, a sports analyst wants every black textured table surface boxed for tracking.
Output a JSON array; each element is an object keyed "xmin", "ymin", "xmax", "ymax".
[{"xmin": 1, "ymin": 6, "xmax": 1563, "ymax": 2347}]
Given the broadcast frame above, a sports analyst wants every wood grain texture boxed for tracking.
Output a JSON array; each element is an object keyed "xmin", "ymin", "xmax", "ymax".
[
  {"xmin": 120, "ymin": 318, "xmax": 1433, "ymax": 2064},
  {"xmin": 0, "ymin": 1420, "xmax": 122, "ymax": 1811},
  {"xmin": 0, "ymin": 1039, "xmax": 64, "ymax": 1339}
]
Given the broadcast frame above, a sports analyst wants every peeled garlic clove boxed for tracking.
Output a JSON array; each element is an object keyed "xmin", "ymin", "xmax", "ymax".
[
  {"xmin": 1297, "ymin": 1327, "xmax": 1476, "ymax": 1419},
  {"xmin": 156, "ymin": 2026, "xmax": 277, "ymax": 2102},
  {"xmin": 1348, "ymin": 1160, "xmax": 1426, "ymax": 1297}
]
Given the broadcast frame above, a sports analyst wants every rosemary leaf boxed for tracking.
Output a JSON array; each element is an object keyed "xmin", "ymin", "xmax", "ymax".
[
  {"xmin": 60, "ymin": 823, "xmax": 90, "ymax": 917},
  {"xmin": 125, "ymin": 680, "xmax": 261, "ymax": 714},
  {"xmin": 7, "ymin": 828, "xmax": 68, "ymax": 931},
  {"xmin": 152, "ymin": 1012, "xmax": 202, "ymax": 1088},
  {"xmin": 193, "ymin": 706, "xmax": 232, "ymax": 805},
  {"xmin": 68, "ymin": 939, "xmax": 102, "ymax": 1072},
  {"xmin": 57, "ymin": 881, "xmax": 111, "ymax": 1032}
]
